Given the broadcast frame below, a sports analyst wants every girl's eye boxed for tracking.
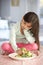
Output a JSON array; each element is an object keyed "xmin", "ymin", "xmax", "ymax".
[
  {"xmin": 28, "ymin": 26, "xmax": 31, "ymax": 28},
  {"xmin": 24, "ymin": 22, "xmax": 26, "ymax": 24}
]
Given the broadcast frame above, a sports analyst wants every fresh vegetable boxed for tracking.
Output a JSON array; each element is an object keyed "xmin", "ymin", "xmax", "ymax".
[{"xmin": 15, "ymin": 48, "xmax": 33, "ymax": 58}]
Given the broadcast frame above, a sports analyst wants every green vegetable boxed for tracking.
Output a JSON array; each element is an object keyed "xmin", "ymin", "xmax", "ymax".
[
  {"xmin": 26, "ymin": 51, "xmax": 32, "ymax": 57},
  {"xmin": 16, "ymin": 48, "xmax": 33, "ymax": 58}
]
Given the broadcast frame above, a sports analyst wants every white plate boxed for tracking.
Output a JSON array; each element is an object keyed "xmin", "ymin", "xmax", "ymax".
[{"xmin": 8, "ymin": 53, "xmax": 36, "ymax": 60}]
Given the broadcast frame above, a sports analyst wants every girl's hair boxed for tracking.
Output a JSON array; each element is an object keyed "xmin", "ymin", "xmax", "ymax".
[{"xmin": 23, "ymin": 12, "xmax": 40, "ymax": 50}]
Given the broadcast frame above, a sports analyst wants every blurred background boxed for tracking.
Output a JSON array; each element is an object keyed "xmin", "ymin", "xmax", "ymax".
[{"xmin": 0, "ymin": 0, "xmax": 43, "ymax": 45}]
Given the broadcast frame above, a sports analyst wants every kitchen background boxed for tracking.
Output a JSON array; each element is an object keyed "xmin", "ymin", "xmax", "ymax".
[{"xmin": 0, "ymin": 0, "xmax": 43, "ymax": 45}]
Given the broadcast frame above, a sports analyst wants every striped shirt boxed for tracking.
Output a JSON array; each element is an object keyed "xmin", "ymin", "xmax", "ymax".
[{"xmin": 9, "ymin": 22, "xmax": 35, "ymax": 51}]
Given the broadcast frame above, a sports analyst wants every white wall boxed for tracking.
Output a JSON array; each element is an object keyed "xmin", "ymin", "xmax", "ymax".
[
  {"xmin": 10, "ymin": 0, "xmax": 26, "ymax": 22},
  {"xmin": 10, "ymin": 0, "xmax": 40, "ymax": 22},
  {"xmin": 0, "ymin": 0, "xmax": 40, "ymax": 22},
  {"xmin": 26, "ymin": 0, "xmax": 40, "ymax": 16},
  {"xmin": 1, "ymin": 0, "xmax": 10, "ymax": 19}
]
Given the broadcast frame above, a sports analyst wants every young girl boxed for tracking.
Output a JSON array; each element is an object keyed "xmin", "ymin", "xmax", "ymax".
[{"xmin": 1, "ymin": 12, "xmax": 40, "ymax": 55}]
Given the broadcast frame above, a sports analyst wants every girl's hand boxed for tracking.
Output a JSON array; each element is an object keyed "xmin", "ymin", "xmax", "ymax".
[
  {"xmin": 16, "ymin": 48, "xmax": 23, "ymax": 55},
  {"xmin": 30, "ymin": 50, "xmax": 40, "ymax": 56}
]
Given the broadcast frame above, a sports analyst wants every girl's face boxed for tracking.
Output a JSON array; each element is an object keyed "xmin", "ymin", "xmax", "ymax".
[{"xmin": 21, "ymin": 19, "xmax": 32, "ymax": 30}]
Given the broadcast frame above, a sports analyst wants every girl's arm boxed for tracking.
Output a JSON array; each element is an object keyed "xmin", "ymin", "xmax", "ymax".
[
  {"xmin": 23, "ymin": 29, "xmax": 35, "ymax": 43},
  {"xmin": 9, "ymin": 25, "xmax": 18, "ymax": 51}
]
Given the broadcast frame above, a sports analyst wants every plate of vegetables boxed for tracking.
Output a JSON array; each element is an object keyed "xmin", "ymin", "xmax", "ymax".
[{"xmin": 8, "ymin": 48, "xmax": 36, "ymax": 60}]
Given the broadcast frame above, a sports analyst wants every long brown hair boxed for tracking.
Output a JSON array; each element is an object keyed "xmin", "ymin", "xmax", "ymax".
[{"xmin": 23, "ymin": 12, "xmax": 40, "ymax": 50}]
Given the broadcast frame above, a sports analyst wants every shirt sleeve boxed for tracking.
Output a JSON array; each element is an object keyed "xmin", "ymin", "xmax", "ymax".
[
  {"xmin": 23, "ymin": 29, "xmax": 35, "ymax": 43},
  {"xmin": 9, "ymin": 24, "xmax": 18, "ymax": 51}
]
